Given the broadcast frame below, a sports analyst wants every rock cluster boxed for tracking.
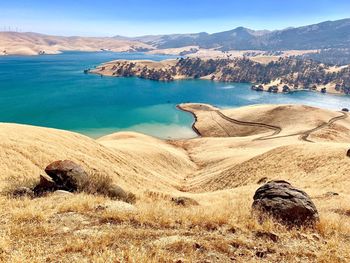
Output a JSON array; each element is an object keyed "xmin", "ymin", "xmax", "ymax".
[{"xmin": 252, "ymin": 180, "xmax": 319, "ymax": 226}]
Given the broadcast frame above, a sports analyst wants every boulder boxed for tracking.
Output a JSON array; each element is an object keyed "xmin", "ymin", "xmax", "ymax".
[
  {"xmin": 12, "ymin": 187, "xmax": 34, "ymax": 198},
  {"xmin": 171, "ymin": 197, "xmax": 199, "ymax": 206},
  {"xmin": 45, "ymin": 160, "xmax": 88, "ymax": 192},
  {"xmin": 33, "ymin": 174, "xmax": 57, "ymax": 195},
  {"xmin": 252, "ymin": 180, "xmax": 319, "ymax": 226}
]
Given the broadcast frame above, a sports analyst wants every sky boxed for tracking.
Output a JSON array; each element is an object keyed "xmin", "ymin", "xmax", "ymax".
[{"xmin": 1, "ymin": 0, "xmax": 350, "ymax": 37}]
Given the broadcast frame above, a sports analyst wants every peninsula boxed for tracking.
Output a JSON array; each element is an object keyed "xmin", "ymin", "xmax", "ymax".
[{"xmin": 90, "ymin": 57, "xmax": 350, "ymax": 95}]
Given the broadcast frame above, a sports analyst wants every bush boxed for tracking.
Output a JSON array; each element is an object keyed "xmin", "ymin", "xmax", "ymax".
[{"xmin": 80, "ymin": 172, "xmax": 136, "ymax": 204}]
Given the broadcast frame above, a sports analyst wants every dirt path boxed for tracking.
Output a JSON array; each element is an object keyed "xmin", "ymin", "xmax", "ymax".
[{"xmin": 299, "ymin": 112, "xmax": 348, "ymax": 142}]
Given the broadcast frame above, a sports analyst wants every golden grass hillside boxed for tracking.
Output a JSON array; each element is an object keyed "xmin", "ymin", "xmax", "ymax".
[
  {"xmin": 1, "ymin": 104, "xmax": 350, "ymax": 262},
  {"xmin": 0, "ymin": 32, "xmax": 152, "ymax": 55}
]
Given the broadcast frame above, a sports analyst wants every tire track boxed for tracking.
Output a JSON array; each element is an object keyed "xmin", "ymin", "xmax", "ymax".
[
  {"xmin": 210, "ymin": 111, "xmax": 232, "ymax": 136},
  {"xmin": 214, "ymin": 110, "xmax": 282, "ymax": 139}
]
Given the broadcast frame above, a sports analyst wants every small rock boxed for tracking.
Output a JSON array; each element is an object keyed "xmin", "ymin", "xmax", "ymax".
[
  {"xmin": 171, "ymin": 197, "xmax": 199, "ymax": 206},
  {"xmin": 252, "ymin": 180, "xmax": 319, "ymax": 226},
  {"xmin": 12, "ymin": 187, "xmax": 34, "ymax": 198},
  {"xmin": 45, "ymin": 160, "xmax": 88, "ymax": 192},
  {"xmin": 51, "ymin": 190, "xmax": 74, "ymax": 197}
]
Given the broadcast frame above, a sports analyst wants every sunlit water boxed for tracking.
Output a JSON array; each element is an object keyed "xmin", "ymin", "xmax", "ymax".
[{"xmin": 1, "ymin": 51, "xmax": 350, "ymax": 139}]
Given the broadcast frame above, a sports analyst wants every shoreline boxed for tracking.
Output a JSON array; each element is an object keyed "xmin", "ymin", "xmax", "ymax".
[{"xmin": 176, "ymin": 104, "xmax": 202, "ymax": 137}]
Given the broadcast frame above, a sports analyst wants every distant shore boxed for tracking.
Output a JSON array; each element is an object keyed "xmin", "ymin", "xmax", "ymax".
[{"xmin": 90, "ymin": 57, "xmax": 350, "ymax": 96}]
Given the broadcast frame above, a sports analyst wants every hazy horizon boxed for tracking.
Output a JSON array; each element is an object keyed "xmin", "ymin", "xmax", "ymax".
[
  {"xmin": 1, "ymin": 0, "xmax": 350, "ymax": 37},
  {"xmin": 2, "ymin": 17, "xmax": 350, "ymax": 38}
]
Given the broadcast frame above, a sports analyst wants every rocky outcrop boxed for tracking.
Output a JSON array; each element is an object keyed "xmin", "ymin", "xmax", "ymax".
[{"xmin": 252, "ymin": 180, "xmax": 319, "ymax": 226}]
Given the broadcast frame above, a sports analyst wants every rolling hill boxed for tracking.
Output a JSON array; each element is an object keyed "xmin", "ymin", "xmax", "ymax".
[{"xmin": 1, "ymin": 104, "xmax": 350, "ymax": 262}]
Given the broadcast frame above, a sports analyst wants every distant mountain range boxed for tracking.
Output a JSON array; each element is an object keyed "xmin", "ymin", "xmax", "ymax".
[{"xmin": 115, "ymin": 18, "xmax": 350, "ymax": 51}]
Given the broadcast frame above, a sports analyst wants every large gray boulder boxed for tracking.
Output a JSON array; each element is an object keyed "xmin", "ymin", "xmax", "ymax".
[
  {"xmin": 45, "ymin": 160, "xmax": 88, "ymax": 192},
  {"xmin": 252, "ymin": 180, "xmax": 319, "ymax": 226}
]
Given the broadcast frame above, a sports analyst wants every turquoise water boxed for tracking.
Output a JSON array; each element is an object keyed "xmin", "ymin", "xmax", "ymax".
[{"xmin": 1, "ymin": 51, "xmax": 350, "ymax": 139}]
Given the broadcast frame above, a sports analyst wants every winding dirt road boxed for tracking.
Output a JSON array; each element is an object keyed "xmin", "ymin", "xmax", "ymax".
[{"xmin": 298, "ymin": 111, "xmax": 348, "ymax": 142}]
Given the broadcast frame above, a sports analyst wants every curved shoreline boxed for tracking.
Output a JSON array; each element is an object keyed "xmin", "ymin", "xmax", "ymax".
[{"xmin": 176, "ymin": 104, "xmax": 201, "ymax": 137}]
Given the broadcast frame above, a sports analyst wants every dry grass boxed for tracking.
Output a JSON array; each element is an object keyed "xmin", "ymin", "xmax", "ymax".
[
  {"xmin": 0, "ymin": 191, "xmax": 349, "ymax": 262},
  {"xmin": 1, "ymin": 103, "xmax": 350, "ymax": 261},
  {"xmin": 0, "ymin": 32, "xmax": 152, "ymax": 56},
  {"xmin": 1, "ymin": 175, "xmax": 38, "ymax": 197}
]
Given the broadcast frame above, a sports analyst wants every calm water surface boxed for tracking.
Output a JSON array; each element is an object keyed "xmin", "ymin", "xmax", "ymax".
[{"xmin": 1, "ymin": 51, "xmax": 350, "ymax": 139}]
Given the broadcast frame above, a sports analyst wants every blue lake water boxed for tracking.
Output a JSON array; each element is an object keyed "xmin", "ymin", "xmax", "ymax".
[{"xmin": 1, "ymin": 51, "xmax": 350, "ymax": 139}]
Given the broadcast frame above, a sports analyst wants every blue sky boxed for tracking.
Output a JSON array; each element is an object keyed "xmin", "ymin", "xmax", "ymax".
[{"xmin": 1, "ymin": 0, "xmax": 350, "ymax": 36}]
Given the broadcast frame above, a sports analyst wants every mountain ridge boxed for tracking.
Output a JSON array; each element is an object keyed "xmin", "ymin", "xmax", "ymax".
[{"xmin": 114, "ymin": 18, "xmax": 350, "ymax": 51}]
